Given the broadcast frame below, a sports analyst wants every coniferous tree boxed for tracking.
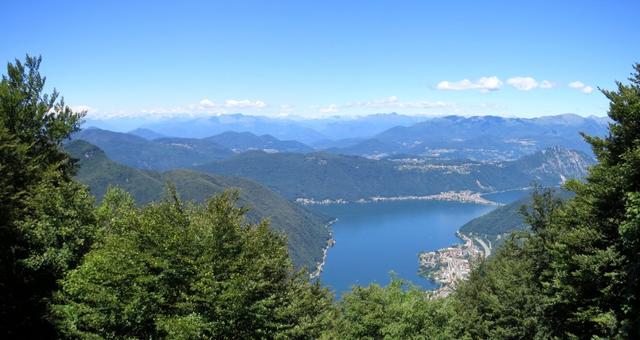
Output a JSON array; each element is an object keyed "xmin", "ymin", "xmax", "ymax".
[
  {"xmin": 536, "ymin": 63, "xmax": 640, "ymax": 338},
  {"xmin": 452, "ymin": 63, "xmax": 640, "ymax": 338},
  {"xmin": 0, "ymin": 56, "xmax": 97, "ymax": 337}
]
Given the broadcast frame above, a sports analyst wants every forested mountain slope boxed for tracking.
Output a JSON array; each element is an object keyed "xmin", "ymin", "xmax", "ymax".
[
  {"xmin": 195, "ymin": 146, "xmax": 594, "ymax": 201},
  {"xmin": 72, "ymin": 128, "xmax": 233, "ymax": 171},
  {"xmin": 460, "ymin": 189, "xmax": 575, "ymax": 245},
  {"xmin": 204, "ymin": 131, "xmax": 313, "ymax": 153},
  {"xmin": 65, "ymin": 140, "xmax": 330, "ymax": 270}
]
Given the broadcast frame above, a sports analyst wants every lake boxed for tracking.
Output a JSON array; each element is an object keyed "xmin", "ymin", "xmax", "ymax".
[
  {"xmin": 481, "ymin": 188, "xmax": 532, "ymax": 204},
  {"xmin": 310, "ymin": 200, "xmax": 497, "ymax": 296}
]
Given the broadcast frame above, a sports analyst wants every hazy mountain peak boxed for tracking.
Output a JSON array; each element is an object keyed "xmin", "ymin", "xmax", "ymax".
[{"xmin": 128, "ymin": 128, "xmax": 165, "ymax": 140}]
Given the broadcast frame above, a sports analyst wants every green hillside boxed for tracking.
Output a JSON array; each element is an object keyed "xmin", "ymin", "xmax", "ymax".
[
  {"xmin": 460, "ymin": 189, "xmax": 575, "ymax": 245},
  {"xmin": 65, "ymin": 140, "xmax": 164, "ymax": 203},
  {"xmin": 65, "ymin": 140, "xmax": 329, "ymax": 270},
  {"xmin": 195, "ymin": 147, "xmax": 593, "ymax": 201},
  {"xmin": 204, "ymin": 131, "xmax": 313, "ymax": 153},
  {"xmin": 73, "ymin": 128, "xmax": 233, "ymax": 171}
]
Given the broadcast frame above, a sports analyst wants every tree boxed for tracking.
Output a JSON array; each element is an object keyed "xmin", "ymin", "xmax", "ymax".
[
  {"xmin": 326, "ymin": 278, "xmax": 455, "ymax": 339},
  {"xmin": 52, "ymin": 188, "xmax": 334, "ymax": 339},
  {"xmin": 451, "ymin": 63, "xmax": 640, "ymax": 338},
  {"xmin": 450, "ymin": 236, "xmax": 551, "ymax": 339},
  {"xmin": 0, "ymin": 55, "xmax": 97, "ymax": 337},
  {"xmin": 534, "ymin": 63, "xmax": 640, "ymax": 338}
]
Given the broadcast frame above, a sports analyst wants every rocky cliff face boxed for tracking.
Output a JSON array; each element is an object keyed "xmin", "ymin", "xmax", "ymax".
[{"xmin": 516, "ymin": 146, "xmax": 595, "ymax": 184}]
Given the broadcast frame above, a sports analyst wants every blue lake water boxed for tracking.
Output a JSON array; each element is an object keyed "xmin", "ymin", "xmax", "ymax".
[
  {"xmin": 481, "ymin": 188, "xmax": 532, "ymax": 204},
  {"xmin": 310, "ymin": 200, "xmax": 496, "ymax": 296}
]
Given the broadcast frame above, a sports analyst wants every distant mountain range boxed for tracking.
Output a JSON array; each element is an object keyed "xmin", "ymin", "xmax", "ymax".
[
  {"xmin": 299, "ymin": 112, "xmax": 429, "ymax": 142},
  {"xmin": 85, "ymin": 112, "xmax": 430, "ymax": 144},
  {"xmin": 139, "ymin": 114, "xmax": 327, "ymax": 144},
  {"xmin": 72, "ymin": 128, "xmax": 233, "ymax": 171},
  {"xmin": 84, "ymin": 113, "xmax": 609, "ymax": 161},
  {"xmin": 329, "ymin": 114, "xmax": 609, "ymax": 160},
  {"xmin": 73, "ymin": 128, "xmax": 315, "ymax": 171},
  {"xmin": 128, "ymin": 128, "xmax": 165, "ymax": 140},
  {"xmin": 64, "ymin": 140, "xmax": 331, "ymax": 270},
  {"xmin": 204, "ymin": 131, "xmax": 313, "ymax": 153},
  {"xmin": 194, "ymin": 146, "xmax": 594, "ymax": 201}
]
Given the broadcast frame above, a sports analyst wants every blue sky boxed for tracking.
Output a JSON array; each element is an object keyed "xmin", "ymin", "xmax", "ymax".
[{"xmin": 3, "ymin": 0, "xmax": 639, "ymax": 119}]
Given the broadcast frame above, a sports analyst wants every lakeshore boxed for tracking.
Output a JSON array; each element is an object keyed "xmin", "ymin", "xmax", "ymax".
[
  {"xmin": 296, "ymin": 190, "xmax": 501, "ymax": 206},
  {"xmin": 310, "ymin": 219, "xmax": 337, "ymax": 279},
  {"xmin": 419, "ymin": 232, "xmax": 490, "ymax": 298}
]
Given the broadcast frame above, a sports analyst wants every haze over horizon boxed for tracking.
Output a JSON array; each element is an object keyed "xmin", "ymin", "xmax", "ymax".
[
  {"xmin": 81, "ymin": 112, "xmax": 611, "ymax": 136},
  {"xmin": 4, "ymin": 1, "xmax": 639, "ymax": 120}
]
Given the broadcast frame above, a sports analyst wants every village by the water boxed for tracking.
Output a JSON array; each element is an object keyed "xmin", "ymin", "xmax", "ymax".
[{"xmin": 419, "ymin": 233, "xmax": 491, "ymax": 297}]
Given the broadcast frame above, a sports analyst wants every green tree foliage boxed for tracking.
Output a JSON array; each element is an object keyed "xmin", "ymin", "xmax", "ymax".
[
  {"xmin": 0, "ymin": 55, "xmax": 97, "ymax": 337},
  {"xmin": 65, "ymin": 139, "xmax": 332, "ymax": 271},
  {"xmin": 325, "ymin": 279, "xmax": 455, "ymax": 339},
  {"xmin": 533, "ymin": 63, "xmax": 640, "ymax": 338},
  {"xmin": 452, "ymin": 64, "xmax": 640, "ymax": 338},
  {"xmin": 52, "ymin": 188, "xmax": 334, "ymax": 339},
  {"xmin": 451, "ymin": 234, "xmax": 552, "ymax": 339}
]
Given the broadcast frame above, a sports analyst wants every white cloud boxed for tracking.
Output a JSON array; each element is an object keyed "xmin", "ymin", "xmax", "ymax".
[
  {"xmin": 185, "ymin": 98, "xmax": 269, "ymax": 112},
  {"xmin": 345, "ymin": 96, "xmax": 396, "ymax": 108},
  {"xmin": 539, "ymin": 80, "xmax": 555, "ymax": 89},
  {"xmin": 317, "ymin": 96, "xmax": 455, "ymax": 116},
  {"xmin": 344, "ymin": 96, "xmax": 453, "ymax": 110},
  {"xmin": 143, "ymin": 106, "xmax": 194, "ymax": 116},
  {"xmin": 276, "ymin": 104, "xmax": 294, "ymax": 116},
  {"xmin": 569, "ymin": 81, "xmax": 586, "ymax": 89},
  {"xmin": 436, "ymin": 79, "xmax": 473, "ymax": 90},
  {"xmin": 436, "ymin": 76, "xmax": 503, "ymax": 92},
  {"xmin": 439, "ymin": 76, "xmax": 559, "ymax": 92},
  {"xmin": 404, "ymin": 100, "xmax": 452, "ymax": 109},
  {"xmin": 568, "ymin": 81, "xmax": 593, "ymax": 94},
  {"xmin": 224, "ymin": 99, "xmax": 267, "ymax": 109},
  {"xmin": 71, "ymin": 105, "xmax": 95, "ymax": 113},
  {"xmin": 319, "ymin": 104, "xmax": 339, "ymax": 113},
  {"xmin": 199, "ymin": 99, "xmax": 216, "ymax": 108},
  {"xmin": 93, "ymin": 98, "xmax": 270, "ymax": 118},
  {"xmin": 506, "ymin": 77, "xmax": 538, "ymax": 91}
]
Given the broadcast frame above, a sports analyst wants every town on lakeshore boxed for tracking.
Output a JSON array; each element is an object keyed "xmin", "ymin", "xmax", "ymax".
[
  {"xmin": 419, "ymin": 232, "xmax": 491, "ymax": 298},
  {"xmin": 296, "ymin": 190, "xmax": 500, "ymax": 206}
]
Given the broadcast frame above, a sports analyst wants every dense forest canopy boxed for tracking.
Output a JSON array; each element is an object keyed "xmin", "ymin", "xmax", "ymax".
[
  {"xmin": 0, "ymin": 56, "xmax": 98, "ymax": 337},
  {"xmin": 1, "ymin": 56, "xmax": 639, "ymax": 338}
]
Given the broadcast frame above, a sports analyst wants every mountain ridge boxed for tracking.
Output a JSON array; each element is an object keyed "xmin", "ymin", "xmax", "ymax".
[
  {"xmin": 72, "ymin": 128, "xmax": 233, "ymax": 171},
  {"xmin": 204, "ymin": 131, "xmax": 313, "ymax": 153},
  {"xmin": 64, "ymin": 140, "xmax": 330, "ymax": 270},
  {"xmin": 329, "ymin": 114, "xmax": 608, "ymax": 160},
  {"xmin": 194, "ymin": 145, "xmax": 594, "ymax": 201}
]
